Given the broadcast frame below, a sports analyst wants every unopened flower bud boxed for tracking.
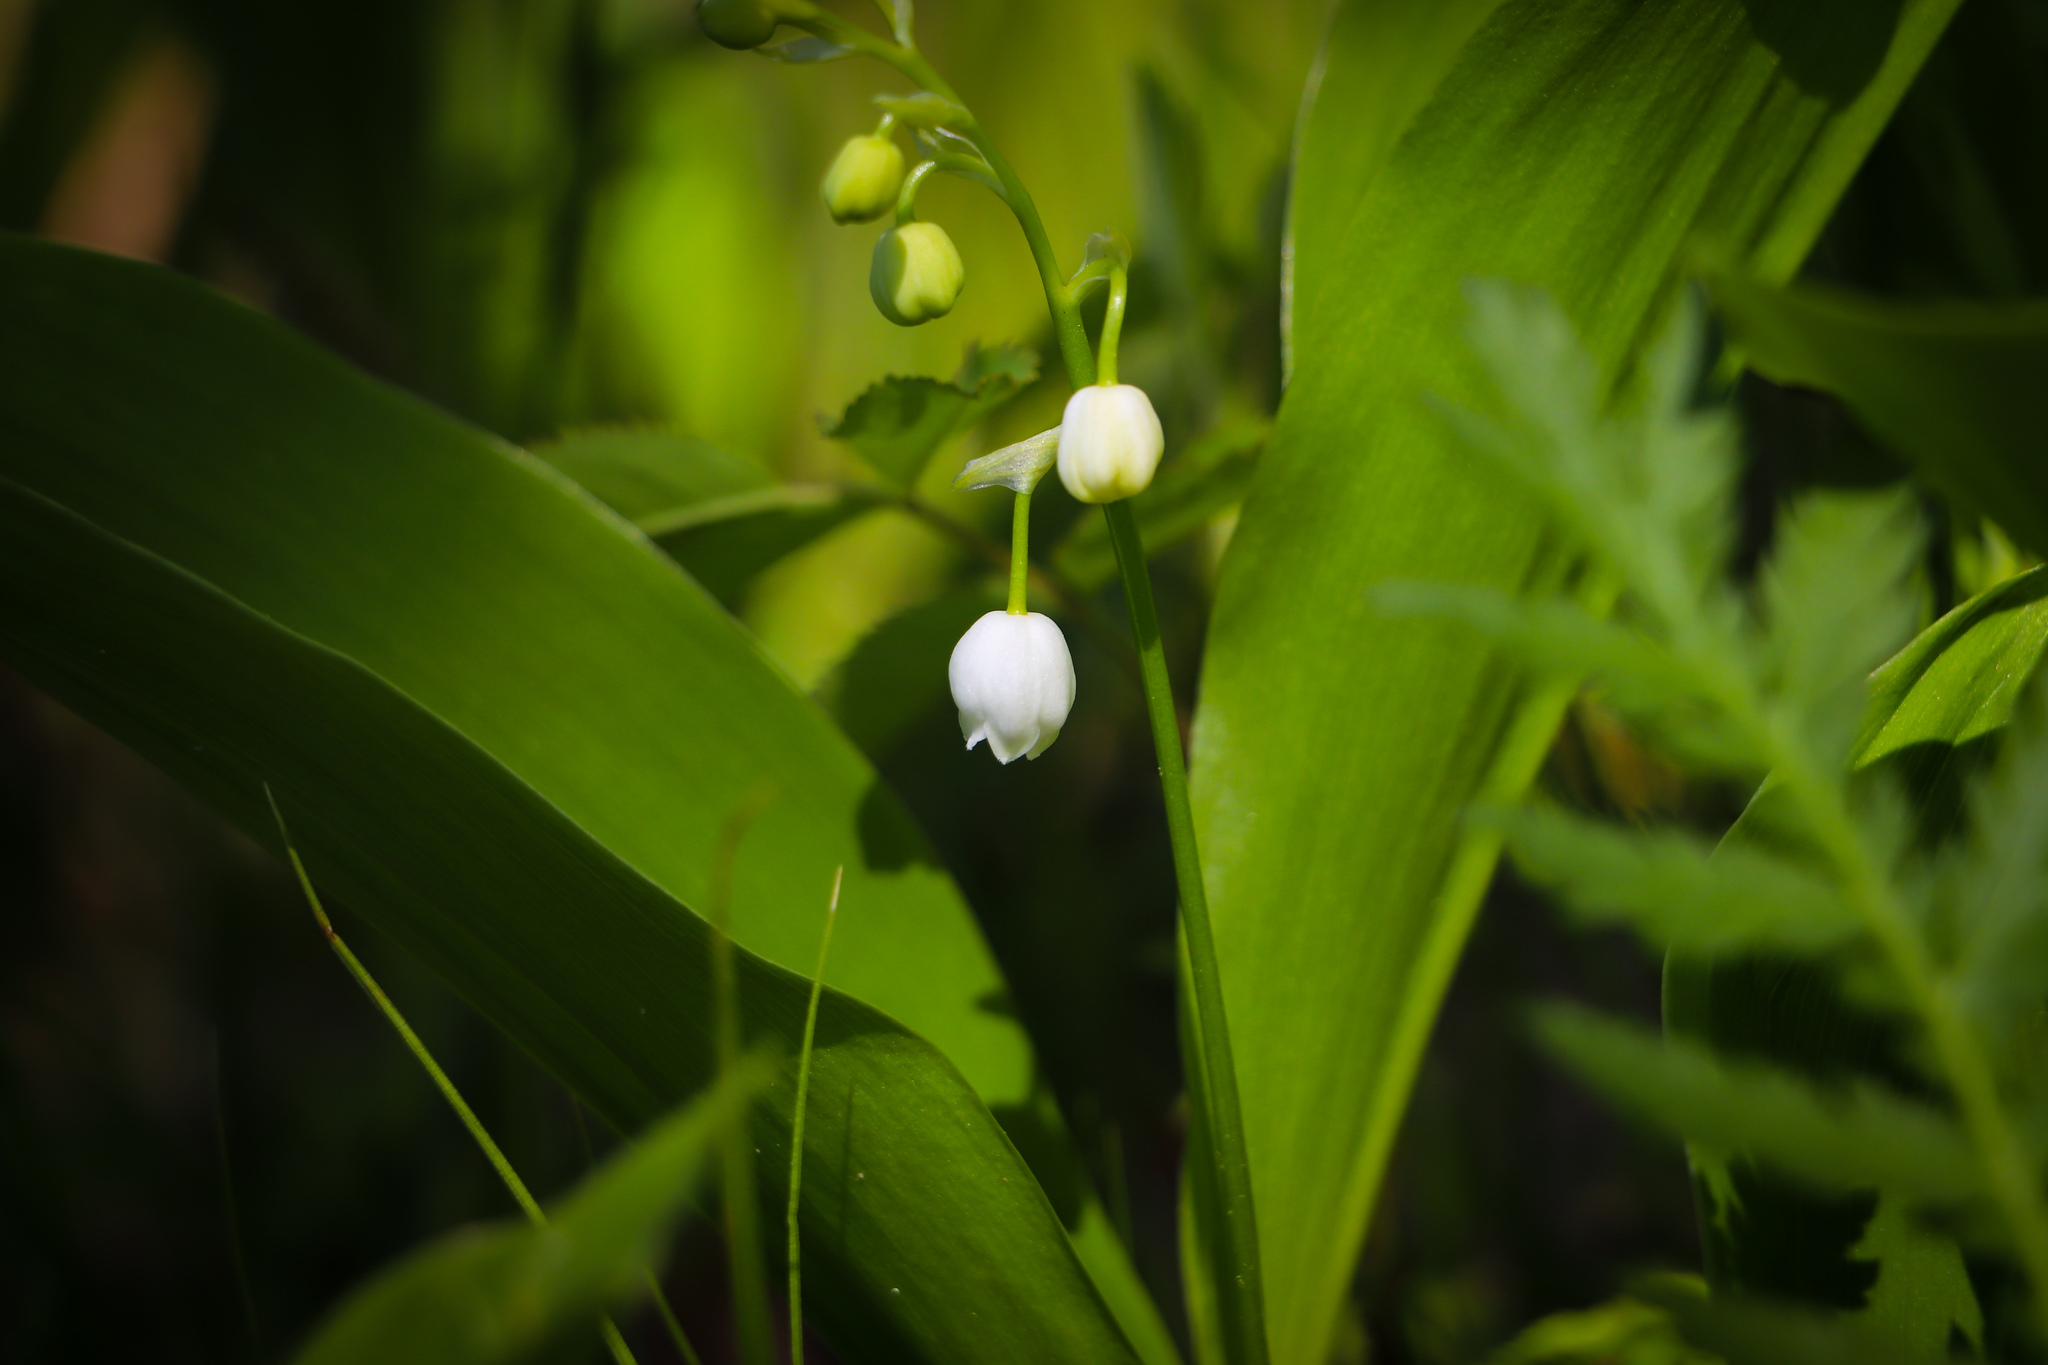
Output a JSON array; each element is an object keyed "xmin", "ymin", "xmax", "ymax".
[
  {"xmin": 697, "ymin": 0, "xmax": 778, "ymax": 49},
  {"xmin": 1056, "ymin": 384, "xmax": 1163, "ymax": 503},
  {"xmin": 870, "ymin": 221, "xmax": 963, "ymax": 326},
  {"xmin": 822, "ymin": 135, "xmax": 905, "ymax": 225},
  {"xmin": 949, "ymin": 611, "xmax": 1075, "ymax": 763}
]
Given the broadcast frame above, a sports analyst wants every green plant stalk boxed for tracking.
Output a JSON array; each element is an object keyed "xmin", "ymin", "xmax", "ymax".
[
  {"xmin": 1105, "ymin": 499, "xmax": 1268, "ymax": 1365},
  {"xmin": 1098, "ymin": 264, "xmax": 1129, "ymax": 387},
  {"xmin": 263, "ymin": 787, "xmax": 644, "ymax": 1365},
  {"xmin": 1008, "ymin": 491, "xmax": 1032, "ymax": 614},
  {"xmin": 788, "ymin": 867, "xmax": 843, "ymax": 1365},
  {"xmin": 776, "ymin": 11, "xmax": 1268, "ymax": 1357}
]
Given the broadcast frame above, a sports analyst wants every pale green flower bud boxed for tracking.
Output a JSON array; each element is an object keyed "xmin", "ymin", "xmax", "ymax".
[
  {"xmin": 949, "ymin": 611, "xmax": 1076, "ymax": 763},
  {"xmin": 696, "ymin": 0, "xmax": 778, "ymax": 49},
  {"xmin": 869, "ymin": 221, "xmax": 963, "ymax": 327},
  {"xmin": 822, "ymin": 135, "xmax": 905, "ymax": 225},
  {"xmin": 1056, "ymin": 384, "xmax": 1163, "ymax": 503}
]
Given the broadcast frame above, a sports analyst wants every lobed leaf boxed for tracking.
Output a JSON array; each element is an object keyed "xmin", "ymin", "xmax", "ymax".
[
  {"xmin": 1492, "ymin": 806, "xmax": 1859, "ymax": 953},
  {"xmin": 1538, "ymin": 1005, "xmax": 1978, "ymax": 1205}
]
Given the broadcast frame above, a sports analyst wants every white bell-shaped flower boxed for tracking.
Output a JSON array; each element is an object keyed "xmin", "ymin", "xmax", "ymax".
[
  {"xmin": 1056, "ymin": 383, "xmax": 1163, "ymax": 503},
  {"xmin": 948, "ymin": 610, "xmax": 1076, "ymax": 763}
]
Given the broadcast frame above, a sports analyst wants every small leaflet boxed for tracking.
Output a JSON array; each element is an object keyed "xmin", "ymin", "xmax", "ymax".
[{"xmin": 954, "ymin": 428, "xmax": 1061, "ymax": 494}]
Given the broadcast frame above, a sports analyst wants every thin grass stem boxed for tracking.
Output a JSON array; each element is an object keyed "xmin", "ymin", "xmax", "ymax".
[
  {"xmin": 262, "ymin": 786, "xmax": 643, "ymax": 1365},
  {"xmin": 788, "ymin": 867, "xmax": 843, "ymax": 1365}
]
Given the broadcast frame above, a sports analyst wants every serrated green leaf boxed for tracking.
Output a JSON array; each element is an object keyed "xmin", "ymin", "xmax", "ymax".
[
  {"xmin": 1758, "ymin": 490, "xmax": 1924, "ymax": 770},
  {"xmin": 1190, "ymin": 4, "xmax": 1961, "ymax": 1358},
  {"xmin": 825, "ymin": 344, "xmax": 1039, "ymax": 488},
  {"xmin": 1493, "ymin": 806, "xmax": 1858, "ymax": 953},
  {"xmin": 1538, "ymin": 1005, "xmax": 1977, "ymax": 1204},
  {"xmin": 1710, "ymin": 271, "xmax": 2048, "ymax": 558},
  {"xmin": 294, "ymin": 1058, "xmax": 771, "ymax": 1365},
  {"xmin": 0, "ymin": 238, "xmax": 1152, "ymax": 1365}
]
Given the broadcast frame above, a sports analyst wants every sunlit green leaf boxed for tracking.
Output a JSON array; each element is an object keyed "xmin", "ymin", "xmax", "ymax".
[{"xmin": 1190, "ymin": 3, "xmax": 1965, "ymax": 1360}]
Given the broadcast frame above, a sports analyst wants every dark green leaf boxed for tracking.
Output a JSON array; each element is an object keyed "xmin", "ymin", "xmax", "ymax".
[
  {"xmin": 1711, "ymin": 271, "xmax": 2048, "ymax": 558},
  {"xmin": 0, "ymin": 238, "xmax": 1152, "ymax": 1365}
]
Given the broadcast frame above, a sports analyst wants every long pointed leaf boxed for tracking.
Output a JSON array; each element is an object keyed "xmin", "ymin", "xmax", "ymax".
[{"xmin": 1190, "ymin": 4, "xmax": 1963, "ymax": 1361}]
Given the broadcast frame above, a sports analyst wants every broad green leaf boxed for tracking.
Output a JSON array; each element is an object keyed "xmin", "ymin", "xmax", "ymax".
[
  {"xmin": 1536, "ymin": 1006, "xmax": 1977, "ymax": 1204},
  {"xmin": 295, "ymin": 1057, "xmax": 771, "ymax": 1365},
  {"xmin": 531, "ymin": 427, "xmax": 771, "ymax": 525},
  {"xmin": 1710, "ymin": 271, "xmax": 2048, "ymax": 557},
  {"xmin": 641, "ymin": 484, "xmax": 874, "ymax": 610},
  {"xmin": 1189, "ymin": 3, "xmax": 1963, "ymax": 1361},
  {"xmin": 1491, "ymin": 806, "xmax": 1859, "ymax": 953},
  {"xmin": 823, "ymin": 344, "xmax": 1038, "ymax": 488},
  {"xmin": 0, "ymin": 238, "xmax": 1154, "ymax": 1365}
]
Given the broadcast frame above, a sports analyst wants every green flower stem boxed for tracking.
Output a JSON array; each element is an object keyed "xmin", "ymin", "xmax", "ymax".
[
  {"xmin": 895, "ymin": 158, "xmax": 938, "ymax": 224},
  {"xmin": 1103, "ymin": 500, "xmax": 1268, "ymax": 1365},
  {"xmin": 1008, "ymin": 491, "xmax": 1032, "ymax": 614},
  {"xmin": 787, "ymin": 868, "xmax": 843, "ymax": 1365},
  {"xmin": 773, "ymin": 12, "xmax": 1267, "ymax": 1359},
  {"xmin": 1097, "ymin": 264, "xmax": 1129, "ymax": 386},
  {"xmin": 263, "ymin": 787, "xmax": 646, "ymax": 1365}
]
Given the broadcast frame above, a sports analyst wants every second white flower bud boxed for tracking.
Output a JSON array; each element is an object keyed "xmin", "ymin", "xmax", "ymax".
[
  {"xmin": 948, "ymin": 611, "xmax": 1075, "ymax": 764},
  {"xmin": 1056, "ymin": 383, "xmax": 1163, "ymax": 503}
]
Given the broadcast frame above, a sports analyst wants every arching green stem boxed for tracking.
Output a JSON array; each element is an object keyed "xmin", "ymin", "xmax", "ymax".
[
  {"xmin": 895, "ymin": 158, "xmax": 938, "ymax": 224},
  {"xmin": 1098, "ymin": 264, "xmax": 1129, "ymax": 386},
  {"xmin": 1008, "ymin": 491, "xmax": 1032, "ymax": 614}
]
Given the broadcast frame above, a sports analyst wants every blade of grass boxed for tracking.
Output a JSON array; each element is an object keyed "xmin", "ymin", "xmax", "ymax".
[
  {"xmin": 711, "ymin": 786, "xmax": 780, "ymax": 1365},
  {"xmin": 788, "ymin": 866, "xmax": 843, "ymax": 1365},
  {"xmin": 264, "ymin": 784, "xmax": 642, "ymax": 1365}
]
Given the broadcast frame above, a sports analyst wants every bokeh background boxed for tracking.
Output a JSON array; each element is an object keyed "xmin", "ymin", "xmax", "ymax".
[{"xmin": 1, "ymin": 0, "xmax": 2044, "ymax": 1360}]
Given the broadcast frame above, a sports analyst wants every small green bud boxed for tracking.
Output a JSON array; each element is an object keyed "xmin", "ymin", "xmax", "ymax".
[
  {"xmin": 869, "ymin": 222, "xmax": 963, "ymax": 327},
  {"xmin": 822, "ymin": 135, "xmax": 906, "ymax": 225},
  {"xmin": 697, "ymin": 0, "xmax": 778, "ymax": 49}
]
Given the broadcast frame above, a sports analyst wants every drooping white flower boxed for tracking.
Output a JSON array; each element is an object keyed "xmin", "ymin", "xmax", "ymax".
[
  {"xmin": 1056, "ymin": 383, "xmax": 1163, "ymax": 503},
  {"xmin": 948, "ymin": 610, "xmax": 1076, "ymax": 763}
]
